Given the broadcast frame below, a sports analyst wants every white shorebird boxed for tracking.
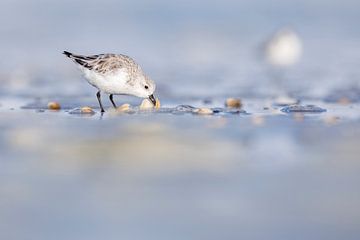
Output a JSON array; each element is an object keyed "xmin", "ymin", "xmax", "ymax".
[
  {"xmin": 265, "ymin": 29, "xmax": 303, "ymax": 67},
  {"xmin": 63, "ymin": 51, "xmax": 156, "ymax": 112}
]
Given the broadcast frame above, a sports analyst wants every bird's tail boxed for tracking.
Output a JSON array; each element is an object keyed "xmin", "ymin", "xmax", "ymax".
[
  {"xmin": 63, "ymin": 51, "xmax": 74, "ymax": 58},
  {"xmin": 62, "ymin": 51, "xmax": 95, "ymax": 70}
]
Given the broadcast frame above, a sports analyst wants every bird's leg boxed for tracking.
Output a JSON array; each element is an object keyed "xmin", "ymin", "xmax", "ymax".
[
  {"xmin": 109, "ymin": 94, "xmax": 117, "ymax": 108},
  {"xmin": 96, "ymin": 91, "xmax": 105, "ymax": 113}
]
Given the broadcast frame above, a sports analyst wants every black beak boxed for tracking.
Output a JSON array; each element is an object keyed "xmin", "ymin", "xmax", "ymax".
[{"xmin": 148, "ymin": 94, "xmax": 156, "ymax": 106}]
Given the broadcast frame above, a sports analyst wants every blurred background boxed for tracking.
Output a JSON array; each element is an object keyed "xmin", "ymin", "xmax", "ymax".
[
  {"xmin": 1, "ymin": 0, "xmax": 360, "ymax": 99},
  {"xmin": 1, "ymin": 1, "xmax": 360, "ymax": 240}
]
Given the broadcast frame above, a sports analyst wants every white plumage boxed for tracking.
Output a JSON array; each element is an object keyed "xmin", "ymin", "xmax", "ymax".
[{"xmin": 64, "ymin": 51, "xmax": 156, "ymax": 112}]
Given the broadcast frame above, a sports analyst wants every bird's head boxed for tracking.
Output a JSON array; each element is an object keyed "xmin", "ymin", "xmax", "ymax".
[{"xmin": 133, "ymin": 75, "xmax": 156, "ymax": 105}]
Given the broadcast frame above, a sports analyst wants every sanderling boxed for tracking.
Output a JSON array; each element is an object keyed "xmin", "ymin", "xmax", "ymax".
[
  {"xmin": 264, "ymin": 29, "xmax": 302, "ymax": 67},
  {"xmin": 63, "ymin": 51, "xmax": 156, "ymax": 112}
]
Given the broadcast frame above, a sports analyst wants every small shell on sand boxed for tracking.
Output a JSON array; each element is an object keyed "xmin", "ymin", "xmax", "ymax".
[
  {"xmin": 80, "ymin": 106, "xmax": 94, "ymax": 114},
  {"xmin": 140, "ymin": 98, "xmax": 161, "ymax": 110},
  {"xmin": 47, "ymin": 101, "xmax": 61, "ymax": 110},
  {"xmin": 194, "ymin": 108, "xmax": 213, "ymax": 115},
  {"xmin": 225, "ymin": 98, "xmax": 242, "ymax": 108},
  {"xmin": 116, "ymin": 104, "xmax": 131, "ymax": 112}
]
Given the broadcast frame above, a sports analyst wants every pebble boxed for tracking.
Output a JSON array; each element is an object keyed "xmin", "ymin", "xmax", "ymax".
[
  {"xmin": 47, "ymin": 101, "xmax": 61, "ymax": 110},
  {"xmin": 225, "ymin": 98, "xmax": 242, "ymax": 108}
]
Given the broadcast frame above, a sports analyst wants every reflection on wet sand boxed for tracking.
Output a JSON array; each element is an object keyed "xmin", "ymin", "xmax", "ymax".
[{"xmin": 1, "ymin": 98, "xmax": 360, "ymax": 240}]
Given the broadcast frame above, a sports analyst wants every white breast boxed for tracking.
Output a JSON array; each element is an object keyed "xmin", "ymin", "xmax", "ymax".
[{"xmin": 81, "ymin": 68, "xmax": 131, "ymax": 94}]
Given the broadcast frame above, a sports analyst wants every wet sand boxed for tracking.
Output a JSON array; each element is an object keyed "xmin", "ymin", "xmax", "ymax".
[{"xmin": 1, "ymin": 96, "xmax": 360, "ymax": 239}]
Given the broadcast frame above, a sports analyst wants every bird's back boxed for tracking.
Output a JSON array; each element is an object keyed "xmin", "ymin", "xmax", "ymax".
[
  {"xmin": 63, "ymin": 51, "xmax": 145, "ymax": 94},
  {"xmin": 63, "ymin": 51, "xmax": 141, "ymax": 76}
]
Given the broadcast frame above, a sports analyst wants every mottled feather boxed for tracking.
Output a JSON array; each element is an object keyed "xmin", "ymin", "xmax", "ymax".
[{"xmin": 63, "ymin": 52, "xmax": 142, "ymax": 77}]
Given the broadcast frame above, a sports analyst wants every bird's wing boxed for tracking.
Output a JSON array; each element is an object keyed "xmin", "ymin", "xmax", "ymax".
[{"xmin": 63, "ymin": 51, "xmax": 132, "ymax": 74}]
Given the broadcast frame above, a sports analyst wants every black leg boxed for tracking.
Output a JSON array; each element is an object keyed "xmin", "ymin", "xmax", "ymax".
[
  {"xmin": 109, "ymin": 94, "xmax": 117, "ymax": 108},
  {"xmin": 96, "ymin": 91, "xmax": 105, "ymax": 113}
]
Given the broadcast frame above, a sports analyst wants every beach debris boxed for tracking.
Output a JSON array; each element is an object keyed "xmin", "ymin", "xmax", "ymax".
[
  {"xmin": 281, "ymin": 105, "xmax": 326, "ymax": 113},
  {"xmin": 47, "ymin": 101, "xmax": 61, "ymax": 110},
  {"xmin": 225, "ymin": 98, "xmax": 242, "ymax": 108},
  {"xmin": 140, "ymin": 98, "xmax": 161, "ymax": 110},
  {"xmin": 194, "ymin": 108, "xmax": 213, "ymax": 115}
]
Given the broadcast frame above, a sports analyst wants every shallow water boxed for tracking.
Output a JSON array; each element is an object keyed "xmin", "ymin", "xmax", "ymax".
[{"xmin": 1, "ymin": 96, "xmax": 360, "ymax": 240}]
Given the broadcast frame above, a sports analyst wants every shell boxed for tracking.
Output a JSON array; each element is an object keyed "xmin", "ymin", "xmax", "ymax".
[
  {"xmin": 47, "ymin": 102, "xmax": 61, "ymax": 110},
  {"xmin": 225, "ymin": 98, "xmax": 242, "ymax": 108}
]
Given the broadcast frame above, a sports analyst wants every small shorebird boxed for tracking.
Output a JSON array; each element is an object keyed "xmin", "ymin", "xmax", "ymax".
[
  {"xmin": 262, "ymin": 29, "xmax": 303, "ymax": 105},
  {"xmin": 264, "ymin": 29, "xmax": 302, "ymax": 67},
  {"xmin": 63, "ymin": 51, "xmax": 156, "ymax": 112}
]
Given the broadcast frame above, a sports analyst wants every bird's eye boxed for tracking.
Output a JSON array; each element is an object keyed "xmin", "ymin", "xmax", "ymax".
[{"xmin": 144, "ymin": 85, "xmax": 149, "ymax": 89}]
